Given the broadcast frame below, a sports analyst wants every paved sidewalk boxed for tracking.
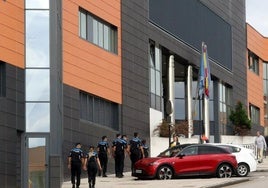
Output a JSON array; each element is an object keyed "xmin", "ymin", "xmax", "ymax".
[{"xmin": 62, "ymin": 158, "xmax": 268, "ymax": 188}]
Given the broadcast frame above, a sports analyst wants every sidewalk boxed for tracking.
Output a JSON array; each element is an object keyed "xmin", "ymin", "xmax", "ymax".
[{"xmin": 62, "ymin": 158, "xmax": 268, "ymax": 188}]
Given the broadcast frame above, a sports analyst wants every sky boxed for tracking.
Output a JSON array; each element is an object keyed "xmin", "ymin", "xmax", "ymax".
[{"xmin": 246, "ymin": 0, "xmax": 268, "ymax": 37}]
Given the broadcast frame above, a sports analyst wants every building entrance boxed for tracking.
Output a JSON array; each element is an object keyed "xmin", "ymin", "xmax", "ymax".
[{"xmin": 24, "ymin": 134, "xmax": 49, "ymax": 188}]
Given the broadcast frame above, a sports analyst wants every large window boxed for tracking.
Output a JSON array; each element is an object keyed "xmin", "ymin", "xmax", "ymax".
[
  {"xmin": 248, "ymin": 50, "xmax": 259, "ymax": 75},
  {"xmin": 149, "ymin": 40, "xmax": 162, "ymax": 111},
  {"xmin": 219, "ymin": 82, "xmax": 232, "ymax": 134},
  {"xmin": 249, "ymin": 104, "xmax": 260, "ymax": 126},
  {"xmin": 0, "ymin": 62, "xmax": 6, "ymax": 97},
  {"xmin": 25, "ymin": 3, "xmax": 50, "ymax": 133},
  {"xmin": 80, "ymin": 91, "xmax": 119, "ymax": 130},
  {"xmin": 79, "ymin": 8, "xmax": 118, "ymax": 54}
]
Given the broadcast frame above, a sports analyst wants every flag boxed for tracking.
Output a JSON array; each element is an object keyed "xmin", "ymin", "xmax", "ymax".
[{"xmin": 199, "ymin": 42, "xmax": 211, "ymax": 99}]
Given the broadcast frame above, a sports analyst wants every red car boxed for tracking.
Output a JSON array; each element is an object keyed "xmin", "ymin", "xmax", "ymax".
[{"xmin": 133, "ymin": 144, "xmax": 238, "ymax": 179}]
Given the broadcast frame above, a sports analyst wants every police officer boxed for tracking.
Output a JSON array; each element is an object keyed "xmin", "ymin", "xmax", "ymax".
[
  {"xmin": 84, "ymin": 146, "xmax": 102, "ymax": 188},
  {"xmin": 112, "ymin": 133, "xmax": 125, "ymax": 178},
  {"xmin": 129, "ymin": 132, "xmax": 144, "ymax": 175},
  {"xmin": 141, "ymin": 139, "xmax": 149, "ymax": 158},
  {"xmin": 97, "ymin": 136, "xmax": 110, "ymax": 177},
  {"xmin": 68, "ymin": 143, "xmax": 85, "ymax": 188}
]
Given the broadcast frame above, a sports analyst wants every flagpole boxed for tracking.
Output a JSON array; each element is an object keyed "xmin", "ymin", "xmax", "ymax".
[
  {"xmin": 198, "ymin": 42, "xmax": 210, "ymax": 143},
  {"xmin": 187, "ymin": 66, "xmax": 193, "ymax": 138}
]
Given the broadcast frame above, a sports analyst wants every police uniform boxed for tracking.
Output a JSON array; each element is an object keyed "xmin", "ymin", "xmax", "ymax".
[
  {"xmin": 68, "ymin": 146, "xmax": 84, "ymax": 188},
  {"xmin": 112, "ymin": 137, "xmax": 125, "ymax": 178},
  {"xmin": 86, "ymin": 151, "xmax": 99, "ymax": 188},
  {"xmin": 97, "ymin": 140, "xmax": 109, "ymax": 177},
  {"xmin": 129, "ymin": 137, "xmax": 142, "ymax": 174}
]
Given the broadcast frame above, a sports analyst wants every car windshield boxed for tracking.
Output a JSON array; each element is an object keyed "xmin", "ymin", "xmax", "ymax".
[
  {"xmin": 158, "ymin": 146, "xmax": 181, "ymax": 157},
  {"xmin": 158, "ymin": 144, "xmax": 194, "ymax": 157}
]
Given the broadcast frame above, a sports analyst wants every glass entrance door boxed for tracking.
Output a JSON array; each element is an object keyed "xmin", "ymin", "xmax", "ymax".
[{"xmin": 25, "ymin": 134, "xmax": 49, "ymax": 188}]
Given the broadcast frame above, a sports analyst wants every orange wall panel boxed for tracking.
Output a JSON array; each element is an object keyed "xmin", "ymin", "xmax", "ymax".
[
  {"xmin": 0, "ymin": 0, "xmax": 24, "ymax": 68},
  {"xmin": 63, "ymin": 0, "xmax": 122, "ymax": 104},
  {"xmin": 247, "ymin": 24, "xmax": 268, "ymax": 61}
]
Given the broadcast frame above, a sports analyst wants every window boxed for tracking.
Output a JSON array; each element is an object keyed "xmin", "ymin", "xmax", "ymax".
[
  {"xmin": 79, "ymin": 8, "xmax": 118, "ymax": 54},
  {"xmin": 149, "ymin": 40, "xmax": 162, "ymax": 111},
  {"xmin": 80, "ymin": 91, "xmax": 119, "ymax": 130},
  {"xmin": 175, "ymin": 82, "xmax": 185, "ymax": 119},
  {"xmin": 219, "ymin": 82, "xmax": 232, "ymax": 134},
  {"xmin": 248, "ymin": 51, "xmax": 259, "ymax": 75},
  {"xmin": 181, "ymin": 146, "xmax": 198, "ymax": 156},
  {"xmin": 0, "ymin": 62, "xmax": 6, "ymax": 97},
  {"xmin": 249, "ymin": 104, "xmax": 260, "ymax": 126},
  {"xmin": 263, "ymin": 62, "xmax": 268, "ymax": 97}
]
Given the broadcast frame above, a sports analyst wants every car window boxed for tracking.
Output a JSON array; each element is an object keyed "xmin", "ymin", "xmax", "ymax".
[
  {"xmin": 159, "ymin": 146, "xmax": 180, "ymax": 157},
  {"xmin": 199, "ymin": 146, "xmax": 228, "ymax": 154},
  {"xmin": 218, "ymin": 145, "xmax": 241, "ymax": 153},
  {"xmin": 180, "ymin": 146, "xmax": 198, "ymax": 156}
]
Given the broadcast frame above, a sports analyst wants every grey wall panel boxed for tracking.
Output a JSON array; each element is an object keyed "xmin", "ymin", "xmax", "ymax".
[
  {"xmin": 121, "ymin": 0, "xmax": 150, "ymax": 139},
  {"xmin": 0, "ymin": 64, "xmax": 25, "ymax": 188},
  {"xmin": 62, "ymin": 85, "xmax": 119, "ymax": 180},
  {"xmin": 148, "ymin": 0, "xmax": 246, "ymax": 140},
  {"xmin": 149, "ymin": 0, "xmax": 232, "ymax": 70}
]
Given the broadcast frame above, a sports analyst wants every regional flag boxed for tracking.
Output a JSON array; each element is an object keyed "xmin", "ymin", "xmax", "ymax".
[{"xmin": 199, "ymin": 42, "xmax": 211, "ymax": 99}]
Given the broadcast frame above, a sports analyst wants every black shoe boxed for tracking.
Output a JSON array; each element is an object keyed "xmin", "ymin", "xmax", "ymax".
[
  {"xmin": 102, "ymin": 174, "xmax": 107, "ymax": 177},
  {"xmin": 72, "ymin": 185, "xmax": 75, "ymax": 188}
]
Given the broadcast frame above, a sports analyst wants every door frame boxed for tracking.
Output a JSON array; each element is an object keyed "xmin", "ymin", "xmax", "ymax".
[{"xmin": 23, "ymin": 133, "xmax": 50, "ymax": 188}]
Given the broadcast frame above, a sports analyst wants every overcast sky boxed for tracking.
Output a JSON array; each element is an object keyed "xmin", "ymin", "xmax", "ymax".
[{"xmin": 246, "ymin": 0, "xmax": 268, "ymax": 37}]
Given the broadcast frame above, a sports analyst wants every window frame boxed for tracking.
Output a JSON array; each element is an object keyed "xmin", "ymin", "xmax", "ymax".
[
  {"xmin": 79, "ymin": 8, "xmax": 118, "ymax": 54},
  {"xmin": 248, "ymin": 51, "xmax": 259, "ymax": 75},
  {"xmin": 79, "ymin": 91, "xmax": 119, "ymax": 130}
]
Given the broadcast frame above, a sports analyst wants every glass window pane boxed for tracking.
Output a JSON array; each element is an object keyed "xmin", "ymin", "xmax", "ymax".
[
  {"xmin": 175, "ymin": 82, "xmax": 185, "ymax": 98},
  {"xmin": 93, "ymin": 19, "xmax": 98, "ymax": 45},
  {"xmin": 79, "ymin": 11, "xmax": 87, "ymax": 39},
  {"xmin": 98, "ymin": 23, "xmax": 104, "ymax": 48},
  {"xmin": 26, "ymin": 103, "xmax": 50, "ymax": 132},
  {"xmin": 87, "ymin": 15, "xmax": 93, "ymax": 42},
  {"xmin": 209, "ymin": 101, "xmax": 214, "ymax": 121},
  {"xmin": 150, "ymin": 69, "xmax": 156, "ymax": 93},
  {"xmin": 26, "ymin": 0, "xmax": 49, "ymax": 9},
  {"xmin": 26, "ymin": 11, "xmax": 49, "ymax": 68},
  {"xmin": 103, "ymin": 25, "xmax": 109, "ymax": 50},
  {"xmin": 80, "ymin": 92, "xmax": 87, "ymax": 119},
  {"xmin": 27, "ymin": 137, "xmax": 46, "ymax": 188},
  {"xmin": 155, "ymin": 46, "xmax": 161, "ymax": 71},
  {"xmin": 175, "ymin": 99, "xmax": 185, "ymax": 119},
  {"xmin": 26, "ymin": 69, "xmax": 50, "ymax": 101},
  {"xmin": 155, "ymin": 71, "xmax": 161, "ymax": 95},
  {"xmin": 209, "ymin": 81, "xmax": 213, "ymax": 99}
]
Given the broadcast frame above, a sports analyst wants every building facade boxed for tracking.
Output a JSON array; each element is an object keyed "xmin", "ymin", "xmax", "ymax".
[
  {"xmin": 247, "ymin": 24, "xmax": 268, "ymax": 134},
  {"xmin": 0, "ymin": 0, "xmax": 265, "ymax": 187}
]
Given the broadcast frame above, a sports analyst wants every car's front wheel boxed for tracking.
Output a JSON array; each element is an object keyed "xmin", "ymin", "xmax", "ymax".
[
  {"xmin": 217, "ymin": 163, "xmax": 233, "ymax": 178},
  {"xmin": 157, "ymin": 165, "xmax": 173, "ymax": 180},
  {"xmin": 237, "ymin": 163, "xmax": 249, "ymax": 177}
]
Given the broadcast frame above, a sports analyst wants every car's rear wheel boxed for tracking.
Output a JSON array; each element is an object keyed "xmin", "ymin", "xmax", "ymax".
[
  {"xmin": 157, "ymin": 165, "xmax": 173, "ymax": 180},
  {"xmin": 237, "ymin": 163, "xmax": 249, "ymax": 177},
  {"xmin": 217, "ymin": 163, "xmax": 232, "ymax": 178}
]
